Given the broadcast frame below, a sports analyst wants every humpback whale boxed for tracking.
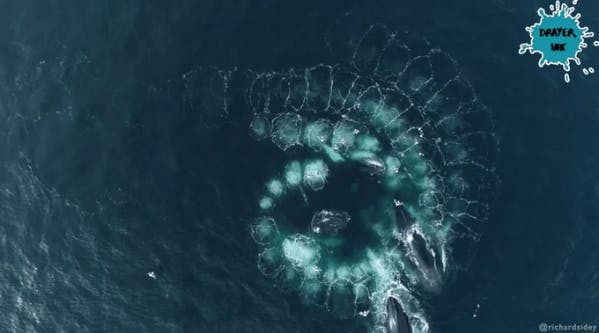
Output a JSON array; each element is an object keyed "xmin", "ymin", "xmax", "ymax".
[
  {"xmin": 394, "ymin": 203, "xmax": 414, "ymax": 229},
  {"xmin": 411, "ymin": 233, "xmax": 435, "ymax": 270},
  {"xmin": 311, "ymin": 209, "xmax": 351, "ymax": 235},
  {"xmin": 355, "ymin": 156, "xmax": 386, "ymax": 177},
  {"xmin": 385, "ymin": 297, "xmax": 412, "ymax": 333},
  {"xmin": 409, "ymin": 232, "xmax": 443, "ymax": 292}
]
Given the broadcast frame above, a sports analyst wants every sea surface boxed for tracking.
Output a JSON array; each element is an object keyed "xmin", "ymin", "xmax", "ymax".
[{"xmin": 0, "ymin": 1, "xmax": 598, "ymax": 332}]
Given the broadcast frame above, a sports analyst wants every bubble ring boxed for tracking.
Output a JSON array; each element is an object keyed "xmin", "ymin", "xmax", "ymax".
[{"xmin": 248, "ymin": 23, "xmax": 497, "ymax": 333}]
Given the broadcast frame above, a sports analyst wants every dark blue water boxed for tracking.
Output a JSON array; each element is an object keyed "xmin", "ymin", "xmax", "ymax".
[{"xmin": 0, "ymin": 1, "xmax": 598, "ymax": 332}]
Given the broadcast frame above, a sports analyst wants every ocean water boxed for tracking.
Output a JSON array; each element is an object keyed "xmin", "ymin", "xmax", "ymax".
[{"xmin": 0, "ymin": 1, "xmax": 598, "ymax": 333}]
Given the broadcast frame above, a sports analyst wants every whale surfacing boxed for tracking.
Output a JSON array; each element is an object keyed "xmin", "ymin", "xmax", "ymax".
[
  {"xmin": 385, "ymin": 297, "xmax": 412, "ymax": 333},
  {"xmin": 409, "ymin": 231, "xmax": 444, "ymax": 292}
]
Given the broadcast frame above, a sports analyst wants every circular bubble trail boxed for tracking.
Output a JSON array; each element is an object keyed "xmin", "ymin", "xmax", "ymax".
[{"xmin": 247, "ymin": 23, "xmax": 497, "ymax": 333}]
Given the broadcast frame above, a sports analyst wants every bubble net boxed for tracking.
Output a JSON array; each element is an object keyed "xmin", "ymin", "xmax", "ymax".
[{"xmin": 247, "ymin": 24, "xmax": 497, "ymax": 333}]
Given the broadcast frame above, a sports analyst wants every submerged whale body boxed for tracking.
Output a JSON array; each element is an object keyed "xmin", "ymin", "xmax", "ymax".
[
  {"xmin": 394, "ymin": 203, "xmax": 414, "ymax": 229},
  {"xmin": 355, "ymin": 156, "xmax": 386, "ymax": 177},
  {"xmin": 311, "ymin": 209, "xmax": 351, "ymax": 235},
  {"xmin": 385, "ymin": 297, "xmax": 412, "ymax": 333},
  {"xmin": 411, "ymin": 233, "xmax": 435, "ymax": 270},
  {"xmin": 409, "ymin": 232, "xmax": 443, "ymax": 292}
]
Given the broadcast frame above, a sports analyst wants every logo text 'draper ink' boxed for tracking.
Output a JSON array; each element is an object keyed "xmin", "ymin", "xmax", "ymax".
[{"xmin": 519, "ymin": 0, "xmax": 598, "ymax": 82}]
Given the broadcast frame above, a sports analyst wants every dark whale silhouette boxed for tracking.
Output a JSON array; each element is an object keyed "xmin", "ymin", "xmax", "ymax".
[{"xmin": 386, "ymin": 297, "xmax": 412, "ymax": 333}]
